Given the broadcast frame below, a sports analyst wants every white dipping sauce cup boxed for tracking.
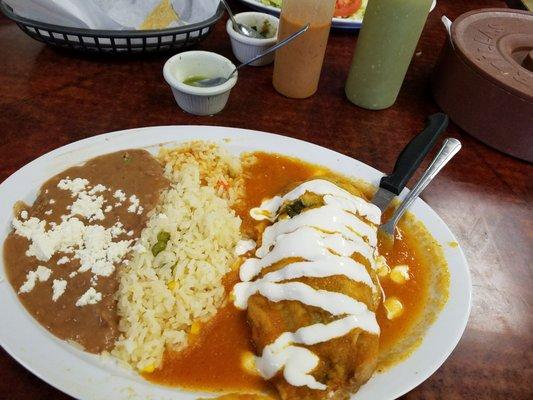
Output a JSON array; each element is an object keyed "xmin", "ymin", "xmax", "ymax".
[
  {"xmin": 163, "ymin": 51, "xmax": 238, "ymax": 116},
  {"xmin": 227, "ymin": 12, "xmax": 279, "ymax": 67}
]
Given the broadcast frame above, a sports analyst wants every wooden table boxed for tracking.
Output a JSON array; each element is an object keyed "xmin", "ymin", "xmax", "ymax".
[{"xmin": 0, "ymin": 1, "xmax": 531, "ymax": 399}]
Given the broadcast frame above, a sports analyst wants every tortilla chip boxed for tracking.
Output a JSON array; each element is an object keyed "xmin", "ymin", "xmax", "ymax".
[{"xmin": 140, "ymin": 0, "xmax": 179, "ymax": 30}]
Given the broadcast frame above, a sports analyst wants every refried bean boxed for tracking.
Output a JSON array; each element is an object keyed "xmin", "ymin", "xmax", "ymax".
[{"xmin": 3, "ymin": 149, "xmax": 168, "ymax": 353}]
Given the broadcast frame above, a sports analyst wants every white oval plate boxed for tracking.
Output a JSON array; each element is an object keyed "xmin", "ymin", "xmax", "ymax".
[
  {"xmin": 237, "ymin": 0, "xmax": 437, "ymax": 30},
  {"xmin": 0, "ymin": 125, "xmax": 471, "ymax": 400}
]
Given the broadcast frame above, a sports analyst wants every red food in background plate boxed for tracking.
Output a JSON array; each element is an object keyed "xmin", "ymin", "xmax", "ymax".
[{"xmin": 334, "ymin": 0, "xmax": 362, "ymax": 18}]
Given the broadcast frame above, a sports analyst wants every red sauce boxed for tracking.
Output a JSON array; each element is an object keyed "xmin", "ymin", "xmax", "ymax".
[
  {"xmin": 145, "ymin": 303, "xmax": 271, "ymax": 393},
  {"xmin": 377, "ymin": 227, "xmax": 429, "ymax": 353},
  {"xmin": 145, "ymin": 271, "xmax": 273, "ymax": 394},
  {"xmin": 236, "ymin": 152, "xmax": 324, "ymax": 237}
]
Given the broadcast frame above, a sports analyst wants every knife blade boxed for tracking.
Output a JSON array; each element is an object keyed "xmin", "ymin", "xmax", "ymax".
[
  {"xmin": 372, "ymin": 186, "xmax": 397, "ymax": 212},
  {"xmin": 372, "ymin": 113, "xmax": 449, "ymax": 212}
]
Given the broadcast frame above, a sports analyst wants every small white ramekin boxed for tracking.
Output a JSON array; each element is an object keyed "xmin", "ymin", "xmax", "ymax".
[
  {"xmin": 226, "ymin": 12, "xmax": 279, "ymax": 67},
  {"xmin": 163, "ymin": 51, "xmax": 238, "ymax": 116}
]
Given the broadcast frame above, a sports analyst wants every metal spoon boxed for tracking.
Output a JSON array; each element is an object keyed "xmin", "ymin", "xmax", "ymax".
[
  {"xmin": 379, "ymin": 137, "xmax": 462, "ymax": 251},
  {"xmin": 192, "ymin": 24, "xmax": 310, "ymax": 88},
  {"xmin": 219, "ymin": 0, "xmax": 264, "ymax": 39}
]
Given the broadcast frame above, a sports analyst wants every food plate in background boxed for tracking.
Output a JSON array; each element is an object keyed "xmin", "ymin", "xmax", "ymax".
[
  {"xmin": 0, "ymin": 125, "xmax": 470, "ymax": 400},
  {"xmin": 238, "ymin": 0, "xmax": 437, "ymax": 30}
]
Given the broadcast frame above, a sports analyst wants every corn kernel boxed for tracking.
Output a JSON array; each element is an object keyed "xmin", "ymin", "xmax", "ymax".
[
  {"xmin": 142, "ymin": 364, "xmax": 155, "ymax": 374},
  {"xmin": 167, "ymin": 280, "xmax": 176, "ymax": 290},
  {"xmin": 190, "ymin": 321, "xmax": 201, "ymax": 335},
  {"xmin": 241, "ymin": 351, "xmax": 259, "ymax": 375},
  {"xmin": 384, "ymin": 297, "xmax": 404, "ymax": 320},
  {"xmin": 390, "ymin": 265, "xmax": 410, "ymax": 284},
  {"xmin": 376, "ymin": 255, "xmax": 391, "ymax": 277}
]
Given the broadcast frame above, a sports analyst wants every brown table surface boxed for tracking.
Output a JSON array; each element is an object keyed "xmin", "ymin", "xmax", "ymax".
[{"xmin": 0, "ymin": 0, "xmax": 531, "ymax": 399}]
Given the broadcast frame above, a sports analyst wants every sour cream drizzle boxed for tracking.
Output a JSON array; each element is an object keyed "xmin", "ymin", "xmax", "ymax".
[
  {"xmin": 239, "ymin": 226, "xmax": 376, "ymax": 282},
  {"xmin": 234, "ymin": 281, "xmax": 370, "ymax": 315},
  {"xmin": 261, "ymin": 259, "xmax": 375, "ymax": 289},
  {"xmin": 256, "ymin": 314, "xmax": 379, "ymax": 390},
  {"xmin": 235, "ymin": 239, "xmax": 256, "ymax": 256},
  {"xmin": 256, "ymin": 206, "xmax": 377, "ymax": 257},
  {"xmin": 234, "ymin": 180, "xmax": 381, "ymax": 390},
  {"xmin": 250, "ymin": 179, "xmax": 381, "ymax": 225}
]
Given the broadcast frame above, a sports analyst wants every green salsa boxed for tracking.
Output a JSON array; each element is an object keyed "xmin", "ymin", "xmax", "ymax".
[
  {"xmin": 251, "ymin": 19, "xmax": 275, "ymax": 38},
  {"xmin": 183, "ymin": 75, "xmax": 208, "ymax": 87}
]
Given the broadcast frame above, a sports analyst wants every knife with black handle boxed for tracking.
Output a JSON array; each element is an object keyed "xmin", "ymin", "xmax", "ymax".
[{"xmin": 372, "ymin": 113, "xmax": 449, "ymax": 212}]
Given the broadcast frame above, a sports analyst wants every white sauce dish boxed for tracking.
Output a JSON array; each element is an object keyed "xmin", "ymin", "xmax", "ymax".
[
  {"xmin": 163, "ymin": 51, "xmax": 238, "ymax": 116},
  {"xmin": 226, "ymin": 12, "xmax": 279, "ymax": 67}
]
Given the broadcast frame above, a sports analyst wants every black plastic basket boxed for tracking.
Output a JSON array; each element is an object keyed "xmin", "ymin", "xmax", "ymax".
[{"xmin": 0, "ymin": 1, "xmax": 224, "ymax": 54}]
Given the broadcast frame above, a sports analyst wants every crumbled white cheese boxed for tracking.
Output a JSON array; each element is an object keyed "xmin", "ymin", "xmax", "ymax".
[
  {"xmin": 57, "ymin": 177, "xmax": 89, "ymax": 196},
  {"xmin": 76, "ymin": 224, "xmax": 132, "ymax": 277},
  {"xmin": 69, "ymin": 271, "xmax": 78, "ymax": 278},
  {"xmin": 133, "ymin": 243, "xmax": 147, "ymax": 254},
  {"xmin": 100, "ymin": 241, "xmax": 131, "ymax": 269},
  {"xmin": 20, "ymin": 210, "xmax": 28, "ymax": 220},
  {"xmin": 49, "ymin": 199, "xmax": 56, "ymax": 205},
  {"xmin": 19, "ymin": 266, "xmax": 52, "ymax": 294},
  {"xmin": 35, "ymin": 266, "xmax": 51, "ymax": 281},
  {"xmin": 44, "ymin": 210, "xmax": 53, "ymax": 215},
  {"xmin": 13, "ymin": 216, "xmax": 44, "ymax": 238},
  {"xmin": 136, "ymin": 206, "xmax": 144, "ymax": 215},
  {"xmin": 14, "ymin": 178, "xmax": 142, "ymax": 290},
  {"xmin": 88, "ymin": 184, "xmax": 107, "ymax": 195},
  {"xmin": 13, "ymin": 216, "xmax": 85, "ymax": 261},
  {"xmin": 13, "ymin": 215, "xmax": 132, "ymax": 277},
  {"xmin": 52, "ymin": 279, "xmax": 67, "ymax": 301},
  {"xmin": 127, "ymin": 195, "xmax": 140, "ymax": 213},
  {"xmin": 75, "ymin": 287, "xmax": 102, "ymax": 306},
  {"xmin": 114, "ymin": 202, "xmax": 122, "ymax": 207},
  {"xmin": 109, "ymin": 222, "xmax": 125, "ymax": 238},
  {"xmin": 57, "ymin": 256, "xmax": 70, "ymax": 265},
  {"xmin": 113, "ymin": 190, "xmax": 126, "ymax": 202},
  {"xmin": 70, "ymin": 192, "xmax": 105, "ymax": 221}
]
